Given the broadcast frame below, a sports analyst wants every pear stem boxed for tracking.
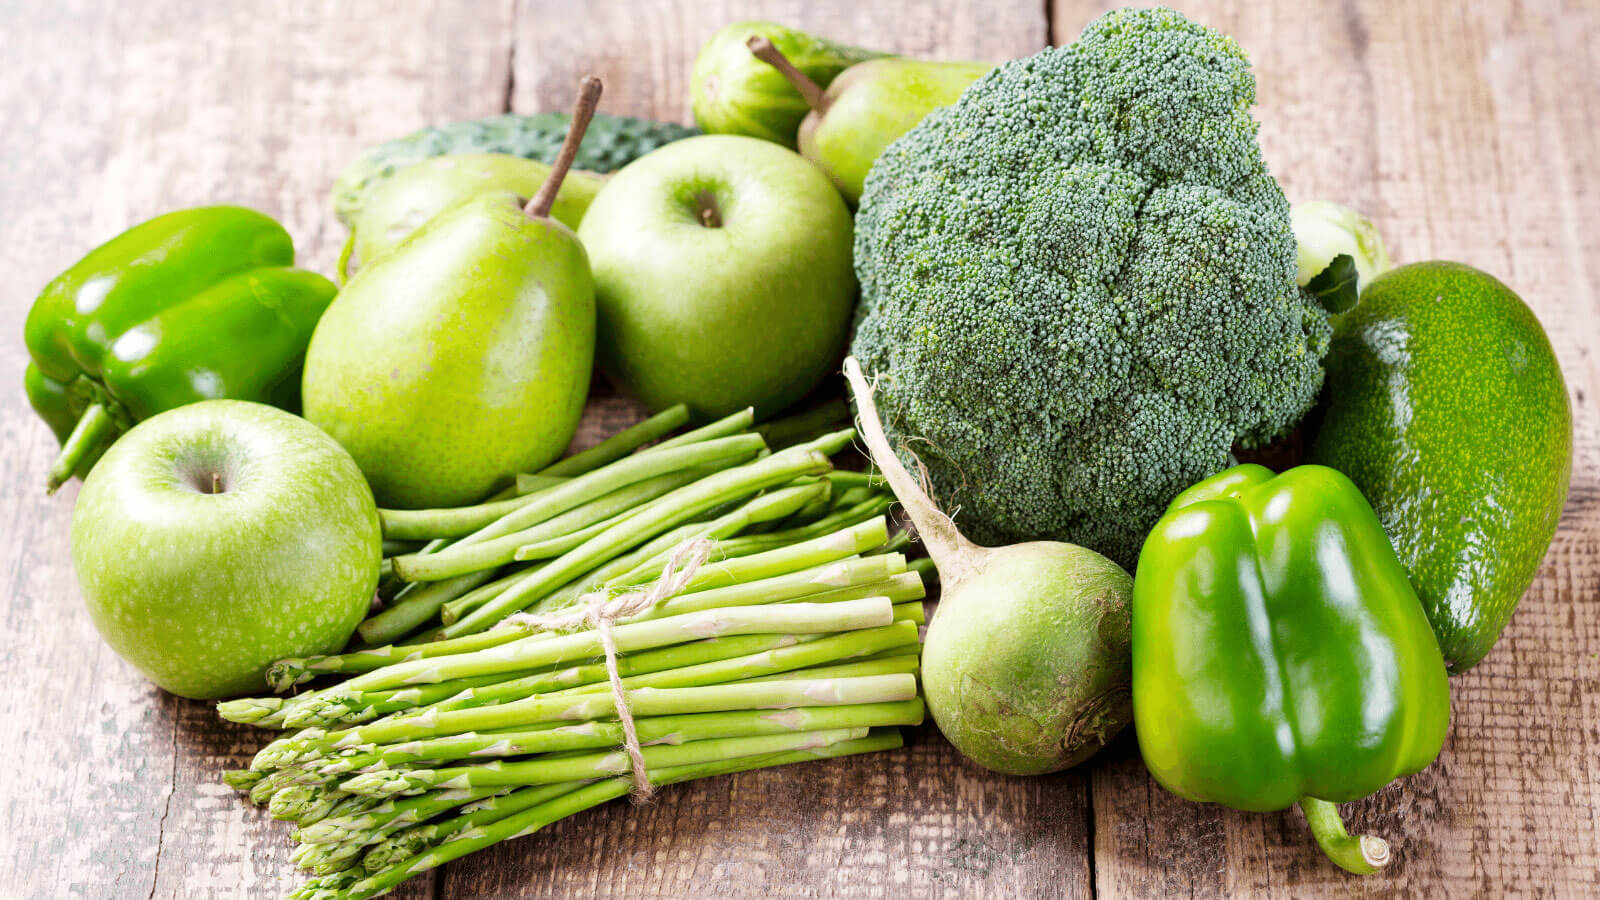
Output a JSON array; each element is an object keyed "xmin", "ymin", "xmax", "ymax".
[
  {"xmin": 747, "ymin": 36, "xmax": 829, "ymax": 113},
  {"xmin": 526, "ymin": 76, "xmax": 603, "ymax": 219},
  {"xmin": 842, "ymin": 357, "xmax": 978, "ymax": 584}
]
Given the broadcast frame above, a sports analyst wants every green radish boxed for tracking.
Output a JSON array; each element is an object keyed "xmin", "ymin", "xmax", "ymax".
[
  {"xmin": 843, "ymin": 357, "xmax": 1133, "ymax": 775},
  {"xmin": 303, "ymin": 79, "xmax": 603, "ymax": 509},
  {"xmin": 341, "ymin": 153, "xmax": 607, "ymax": 281}
]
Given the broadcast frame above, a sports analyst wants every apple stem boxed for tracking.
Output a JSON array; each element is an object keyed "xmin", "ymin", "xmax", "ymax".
[
  {"xmin": 694, "ymin": 190, "xmax": 723, "ymax": 229},
  {"xmin": 211, "ymin": 471, "xmax": 223, "ymax": 494},
  {"xmin": 526, "ymin": 76, "xmax": 603, "ymax": 220},
  {"xmin": 747, "ymin": 36, "xmax": 828, "ymax": 113}
]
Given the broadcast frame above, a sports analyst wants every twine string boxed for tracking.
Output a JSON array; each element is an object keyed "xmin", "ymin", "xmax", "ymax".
[{"xmin": 504, "ymin": 538, "xmax": 715, "ymax": 798}]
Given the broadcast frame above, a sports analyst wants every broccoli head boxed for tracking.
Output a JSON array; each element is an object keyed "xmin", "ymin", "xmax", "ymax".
[{"xmin": 850, "ymin": 7, "xmax": 1330, "ymax": 569}]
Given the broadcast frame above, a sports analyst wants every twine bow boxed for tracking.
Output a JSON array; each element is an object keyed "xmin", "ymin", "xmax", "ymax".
[{"xmin": 503, "ymin": 538, "xmax": 715, "ymax": 798}]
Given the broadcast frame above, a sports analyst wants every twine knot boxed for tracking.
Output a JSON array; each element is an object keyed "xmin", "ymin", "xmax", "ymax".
[{"xmin": 504, "ymin": 538, "xmax": 714, "ymax": 798}]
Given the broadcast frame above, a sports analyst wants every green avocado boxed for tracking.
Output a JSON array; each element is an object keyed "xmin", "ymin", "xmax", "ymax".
[{"xmin": 1309, "ymin": 261, "xmax": 1572, "ymax": 673}]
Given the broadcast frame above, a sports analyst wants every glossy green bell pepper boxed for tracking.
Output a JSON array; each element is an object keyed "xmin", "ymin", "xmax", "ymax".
[
  {"xmin": 1132, "ymin": 464, "xmax": 1450, "ymax": 874},
  {"xmin": 24, "ymin": 206, "xmax": 336, "ymax": 491}
]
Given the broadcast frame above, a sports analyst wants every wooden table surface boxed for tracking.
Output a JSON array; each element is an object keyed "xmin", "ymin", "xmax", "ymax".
[{"xmin": 2, "ymin": 1, "xmax": 1596, "ymax": 897}]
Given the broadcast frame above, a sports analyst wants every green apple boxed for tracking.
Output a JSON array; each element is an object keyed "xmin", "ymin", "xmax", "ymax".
[
  {"xmin": 70, "ymin": 400, "xmax": 381, "ymax": 699},
  {"xmin": 578, "ymin": 134, "xmax": 856, "ymax": 420}
]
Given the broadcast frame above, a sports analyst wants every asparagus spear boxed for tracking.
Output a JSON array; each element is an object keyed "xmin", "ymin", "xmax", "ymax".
[
  {"xmin": 343, "ymin": 616, "xmax": 916, "ymax": 740},
  {"xmin": 445, "ymin": 448, "xmax": 839, "ymax": 636},
  {"xmin": 354, "ymin": 565, "xmax": 505, "ymax": 651},
  {"xmin": 353, "ymin": 783, "xmax": 582, "ymax": 871},
  {"xmin": 754, "ymin": 398, "xmax": 851, "ymax": 450},
  {"xmin": 331, "ymin": 699, "xmax": 923, "ymax": 770},
  {"xmin": 536, "ymin": 404, "xmax": 690, "ymax": 478},
  {"xmin": 256, "ymin": 672, "xmax": 915, "ymax": 768},
  {"xmin": 263, "ymin": 631, "xmax": 814, "ymax": 731},
  {"xmin": 548, "ymin": 621, "xmax": 918, "ymax": 698},
  {"xmin": 392, "ymin": 465, "xmax": 714, "ymax": 582},
  {"xmin": 610, "ymin": 495, "xmax": 893, "ymax": 583},
  {"xmin": 295, "ymin": 787, "xmax": 502, "ymax": 846},
  {"xmin": 647, "ymin": 407, "xmax": 756, "ymax": 451},
  {"xmin": 512, "ymin": 407, "xmax": 751, "ymax": 497},
  {"xmin": 500, "ymin": 479, "xmax": 841, "ymax": 623},
  {"xmin": 451, "ymin": 478, "xmax": 831, "ymax": 625},
  {"xmin": 290, "ymin": 785, "xmax": 581, "ymax": 875},
  {"xmin": 269, "ymin": 557, "xmax": 883, "ymax": 692},
  {"xmin": 340, "ymin": 726, "xmax": 871, "ymax": 798},
  {"xmin": 248, "ymin": 609, "xmax": 919, "ymax": 776},
  {"xmin": 380, "ymin": 432, "xmax": 764, "ymax": 542},
  {"xmin": 338, "ymin": 730, "xmax": 904, "ymax": 899},
  {"xmin": 348, "ymin": 598, "xmax": 897, "ymax": 695},
  {"xmin": 287, "ymin": 867, "xmax": 363, "ymax": 900},
  {"xmin": 735, "ymin": 653, "xmax": 923, "ymax": 683},
  {"xmin": 257, "ymin": 569, "xmax": 925, "ymax": 729},
  {"xmin": 268, "ymin": 629, "xmax": 825, "ymax": 732}
]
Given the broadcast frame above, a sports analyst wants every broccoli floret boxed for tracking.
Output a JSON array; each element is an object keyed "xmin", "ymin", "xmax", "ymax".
[{"xmin": 850, "ymin": 7, "xmax": 1330, "ymax": 568}]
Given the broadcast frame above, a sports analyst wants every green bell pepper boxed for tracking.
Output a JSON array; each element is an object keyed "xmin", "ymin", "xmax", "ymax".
[
  {"xmin": 23, "ymin": 205, "xmax": 336, "ymax": 491},
  {"xmin": 1132, "ymin": 464, "xmax": 1450, "ymax": 874}
]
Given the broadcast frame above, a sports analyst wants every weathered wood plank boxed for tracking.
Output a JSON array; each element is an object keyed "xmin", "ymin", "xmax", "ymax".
[
  {"xmin": 1050, "ymin": 1, "xmax": 1600, "ymax": 896},
  {"xmin": 0, "ymin": 1, "xmax": 517, "ymax": 896}
]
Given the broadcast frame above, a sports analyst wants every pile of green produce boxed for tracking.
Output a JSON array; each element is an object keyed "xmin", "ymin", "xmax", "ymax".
[
  {"xmin": 24, "ymin": 2, "xmax": 1578, "ymax": 891},
  {"xmin": 215, "ymin": 406, "xmax": 927, "ymax": 896}
]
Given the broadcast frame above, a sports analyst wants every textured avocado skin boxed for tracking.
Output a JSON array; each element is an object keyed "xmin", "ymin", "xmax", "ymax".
[{"xmin": 1309, "ymin": 261, "xmax": 1572, "ymax": 673}]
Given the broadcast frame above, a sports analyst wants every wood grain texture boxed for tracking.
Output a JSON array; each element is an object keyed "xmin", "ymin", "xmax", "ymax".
[
  {"xmin": 1051, "ymin": 1, "xmax": 1600, "ymax": 897},
  {"xmin": 0, "ymin": 1, "xmax": 516, "ymax": 897},
  {"xmin": 2, "ymin": 0, "xmax": 1597, "ymax": 897}
]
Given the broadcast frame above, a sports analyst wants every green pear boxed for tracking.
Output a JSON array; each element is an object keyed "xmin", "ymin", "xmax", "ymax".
[
  {"xmin": 691, "ymin": 21, "xmax": 889, "ymax": 148},
  {"xmin": 749, "ymin": 37, "xmax": 989, "ymax": 205},
  {"xmin": 303, "ymin": 79, "xmax": 604, "ymax": 509},
  {"xmin": 343, "ymin": 153, "xmax": 607, "ymax": 280}
]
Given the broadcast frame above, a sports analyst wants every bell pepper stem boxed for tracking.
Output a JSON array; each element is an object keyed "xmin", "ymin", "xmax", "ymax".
[
  {"xmin": 1300, "ymin": 797, "xmax": 1391, "ymax": 875},
  {"xmin": 46, "ymin": 403, "xmax": 117, "ymax": 493}
]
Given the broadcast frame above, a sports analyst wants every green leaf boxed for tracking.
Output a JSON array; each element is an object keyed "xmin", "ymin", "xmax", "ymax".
[{"xmin": 1306, "ymin": 253, "xmax": 1360, "ymax": 314}]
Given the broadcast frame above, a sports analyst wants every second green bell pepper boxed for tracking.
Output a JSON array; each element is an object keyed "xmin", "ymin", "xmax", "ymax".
[
  {"xmin": 1132, "ymin": 464, "xmax": 1450, "ymax": 874},
  {"xmin": 23, "ymin": 205, "xmax": 337, "ymax": 491}
]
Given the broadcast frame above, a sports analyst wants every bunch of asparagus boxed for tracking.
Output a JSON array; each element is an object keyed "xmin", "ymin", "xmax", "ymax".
[
  {"xmin": 218, "ymin": 404, "xmax": 928, "ymax": 899},
  {"xmin": 355, "ymin": 403, "xmax": 888, "ymax": 647}
]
